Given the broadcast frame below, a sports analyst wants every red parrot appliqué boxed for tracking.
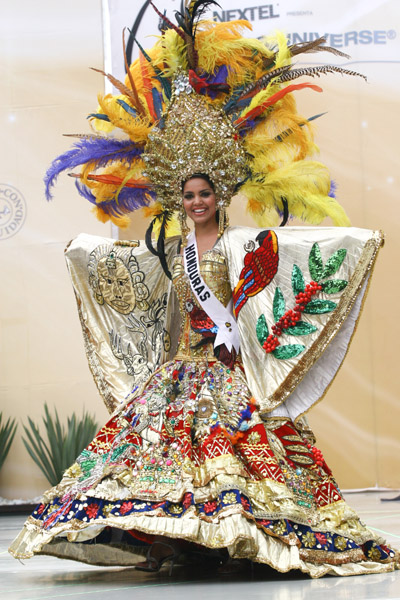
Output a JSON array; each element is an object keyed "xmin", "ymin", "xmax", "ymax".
[
  {"xmin": 185, "ymin": 300, "xmax": 218, "ymax": 340},
  {"xmin": 233, "ymin": 230, "xmax": 279, "ymax": 317}
]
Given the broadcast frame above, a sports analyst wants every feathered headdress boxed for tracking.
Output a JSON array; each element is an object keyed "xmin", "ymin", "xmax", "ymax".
[{"xmin": 45, "ymin": 1, "xmax": 365, "ymax": 237}]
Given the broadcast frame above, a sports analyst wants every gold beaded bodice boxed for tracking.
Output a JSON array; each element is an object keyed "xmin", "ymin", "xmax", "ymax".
[{"xmin": 172, "ymin": 249, "xmax": 232, "ymax": 359}]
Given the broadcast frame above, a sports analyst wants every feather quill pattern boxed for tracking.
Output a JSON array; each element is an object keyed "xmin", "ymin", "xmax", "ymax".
[
  {"xmin": 122, "ymin": 28, "xmax": 147, "ymax": 116},
  {"xmin": 289, "ymin": 38, "xmax": 350, "ymax": 59},
  {"xmin": 90, "ymin": 67, "xmax": 139, "ymax": 109},
  {"xmin": 70, "ymin": 173, "xmax": 149, "ymax": 188}
]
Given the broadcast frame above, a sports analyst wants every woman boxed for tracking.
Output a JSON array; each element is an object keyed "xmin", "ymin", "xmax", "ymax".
[
  {"xmin": 9, "ymin": 171, "xmax": 398, "ymax": 576},
  {"xmin": 10, "ymin": 3, "xmax": 398, "ymax": 576}
]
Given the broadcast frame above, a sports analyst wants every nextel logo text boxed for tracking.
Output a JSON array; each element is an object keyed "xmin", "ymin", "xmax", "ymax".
[{"xmin": 213, "ymin": 4, "xmax": 280, "ymax": 22}]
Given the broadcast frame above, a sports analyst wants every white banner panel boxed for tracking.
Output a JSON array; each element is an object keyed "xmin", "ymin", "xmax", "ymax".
[{"xmin": 106, "ymin": 0, "xmax": 399, "ymax": 84}]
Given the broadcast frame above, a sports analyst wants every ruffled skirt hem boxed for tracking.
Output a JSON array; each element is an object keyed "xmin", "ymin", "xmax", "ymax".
[{"xmin": 9, "ymin": 511, "xmax": 398, "ymax": 578}]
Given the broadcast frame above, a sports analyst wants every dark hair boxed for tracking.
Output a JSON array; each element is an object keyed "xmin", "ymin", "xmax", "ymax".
[{"xmin": 181, "ymin": 173, "xmax": 215, "ymax": 192}]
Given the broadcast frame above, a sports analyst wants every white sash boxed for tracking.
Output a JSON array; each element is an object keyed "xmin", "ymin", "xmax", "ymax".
[{"xmin": 183, "ymin": 231, "xmax": 240, "ymax": 353}]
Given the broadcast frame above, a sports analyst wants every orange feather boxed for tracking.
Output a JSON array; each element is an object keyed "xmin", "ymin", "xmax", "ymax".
[{"xmin": 69, "ymin": 173, "xmax": 149, "ymax": 188}]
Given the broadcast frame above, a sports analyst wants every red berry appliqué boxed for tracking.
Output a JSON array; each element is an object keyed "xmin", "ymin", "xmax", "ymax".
[{"xmin": 264, "ymin": 281, "xmax": 322, "ymax": 354}]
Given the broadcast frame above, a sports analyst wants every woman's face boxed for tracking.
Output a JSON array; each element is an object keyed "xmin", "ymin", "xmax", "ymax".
[{"xmin": 182, "ymin": 177, "xmax": 217, "ymax": 226}]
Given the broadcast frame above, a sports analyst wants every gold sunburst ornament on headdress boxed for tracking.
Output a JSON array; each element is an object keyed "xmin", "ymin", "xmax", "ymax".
[
  {"xmin": 143, "ymin": 71, "xmax": 248, "ymax": 243},
  {"xmin": 45, "ymin": 1, "xmax": 366, "ymax": 262}
]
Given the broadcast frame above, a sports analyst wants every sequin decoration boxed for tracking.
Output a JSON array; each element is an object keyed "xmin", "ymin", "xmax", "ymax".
[
  {"xmin": 321, "ymin": 248, "xmax": 347, "ymax": 279},
  {"xmin": 143, "ymin": 72, "xmax": 248, "ymax": 215},
  {"xmin": 292, "ymin": 264, "xmax": 305, "ymax": 295},
  {"xmin": 273, "ymin": 345, "xmax": 305, "ymax": 360},
  {"xmin": 257, "ymin": 237, "xmax": 349, "ymax": 359},
  {"xmin": 233, "ymin": 231, "xmax": 279, "ymax": 317},
  {"xmin": 273, "ymin": 287, "xmax": 286, "ymax": 321},
  {"xmin": 256, "ymin": 313, "xmax": 269, "ymax": 346},
  {"xmin": 308, "ymin": 243, "xmax": 324, "ymax": 282},
  {"xmin": 303, "ymin": 300, "xmax": 337, "ymax": 314},
  {"xmin": 321, "ymin": 280, "xmax": 348, "ymax": 294}
]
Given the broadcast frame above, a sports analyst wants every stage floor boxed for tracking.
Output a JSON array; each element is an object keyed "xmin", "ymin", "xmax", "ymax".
[{"xmin": 1, "ymin": 491, "xmax": 399, "ymax": 600}]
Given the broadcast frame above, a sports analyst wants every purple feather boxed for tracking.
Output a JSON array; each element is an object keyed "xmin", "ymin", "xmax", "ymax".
[
  {"xmin": 75, "ymin": 180, "xmax": 156, "ymax": 218},
  {"xmin": 238, "ymin": 119, "xmax": 256, "ymax": 135},
  {"xmin": 198, "ymin": 65, "xmax": 230, "ymax": 99},
  {"xmin": 328, "ymin": 180, "xmax": 337, "ymax": 198},
  {"xmin": 45, "ymin": 138, "xmax": 144, "ymax": 201},
  {"xmin": 206, "ymin": 64, "xmax": 229, "ymax": 86}
]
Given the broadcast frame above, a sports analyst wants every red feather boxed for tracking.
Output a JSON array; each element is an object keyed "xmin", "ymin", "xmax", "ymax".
[
  {"xmin": 188, "ymin": 70, "xmax": 230, "ymax": 95},
  {"xmin": 234, "ymin": 83, "xmax": 323, "ymax": 128},
  {"xmin": 140, "ymin": 52, "xmax": 157, "ymax": 121}
]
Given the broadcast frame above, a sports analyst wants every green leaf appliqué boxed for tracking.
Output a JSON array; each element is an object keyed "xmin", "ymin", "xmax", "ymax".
[
  {"xmin": 321, "ymin": 279, "xmax": 348, "ymax": 294},
  {"xmin": 273, "ymin": 287, "xmax": 286, "ymax": 321},
  {"xmin": 272, "ymin": 344, "xmax": 305, "ymax": 360},
  {"xmin": 321, "ymin": 248, "xmax": 347, "ymax": 279},
  {"xmin": 309, "ymin": 243, "xmax": 324, "ymax": 282},
  {"xmin": 303, "ymin": 300, "xmax": 336, "ymax": 314},
  {"xmin": 292, "ymin": 264, "xmax": 305, "ymax": 295},
  {"xmin": 256, "ymin": 314, "xmax": 269, "ymax": 346},
  {"xmin": 285, "ymin": 322, "xmax": 318, "ymax": 336}
]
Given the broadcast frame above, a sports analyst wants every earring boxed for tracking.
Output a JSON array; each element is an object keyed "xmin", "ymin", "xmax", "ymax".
[{"xmin": 218, "ymin": 205, "xmax": 229, "ymax": 237}]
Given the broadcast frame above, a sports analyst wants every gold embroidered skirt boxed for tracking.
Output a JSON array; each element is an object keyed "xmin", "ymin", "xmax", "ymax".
[{"xmin": 9, "ymin": 358, "xmax": 398, "ymax": 577}]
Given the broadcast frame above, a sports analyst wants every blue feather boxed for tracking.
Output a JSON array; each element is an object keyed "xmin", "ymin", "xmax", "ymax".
[
  {"xmin": 116, "ymin": 99, "xmax": 138, "ymax": 118},
  {"xmin": 45, "ymin": 138, "xmax": 144, "ymax": 201},
  {"xmin": 152, "ymin": 88, "xmax": 163, "ymax": 120},
  {"xmin": 75, "ymin": 180, "xmax": 156, "ymax": 217},
  {"xmin": 223, "ymin": 84, "xmax": 245, "ymax": 113},
  {"xmin": 275, "ymin": 113, "xmax": 328, "ymax": 142},
  {"xmin": 87, "ymin": 113, "xmax": 110, "ymax": 122}
]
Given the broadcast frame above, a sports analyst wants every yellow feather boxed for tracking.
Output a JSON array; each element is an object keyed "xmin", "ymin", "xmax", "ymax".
[
  {"xmin": 92, "ymin": 206, "xmax": 131, "ymax": 228},
  {"xmin": 80, "ymin": 161, "xmax": 97, "ymax": 188},
  {"xmin": 263, "ymin": 31, "xmax": 291, "ymax": 69},
  {"xmin": 142, "ymin": 206, "xmax": 181, "ymax": 238},
  {"xmin": 95, "ymin": 94, "xmax": 152, "ymax": 141},
  {"xmin": 244, "ymin": 94, "xmax": 319, "ymax": 169},
  {"xmin": 142, "ymin": 202, "xmax": 163, "ymax": 219},
  {"xmin": 195, "ymin": 20, "xmax": 272, "ymax": 85},
  {"xmin": 242, "ymin": 161, "xmax": 350, "ymax": 226},
  {"xmin": 81, "ymin": 164, "xmax": 126, "ymax": 201},
  {"xmin": 157, "ymin": 29, "xmax": 188, "ymax": 78}
]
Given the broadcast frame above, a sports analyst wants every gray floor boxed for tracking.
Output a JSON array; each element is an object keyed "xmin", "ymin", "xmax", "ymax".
[{"xmin": 1, "ymin": 491, "xmax": 399, "ymax": 600}]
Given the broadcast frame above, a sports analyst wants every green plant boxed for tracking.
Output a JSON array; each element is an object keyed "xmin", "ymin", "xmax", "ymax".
[
  {"xmin": 22, "ymin": 404, "xmax": 99, "ymax": 486},
  {"xmin": 0, "ymin": 413, "xmax": 17, "ymax": 471}
]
